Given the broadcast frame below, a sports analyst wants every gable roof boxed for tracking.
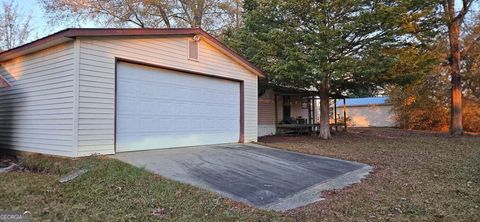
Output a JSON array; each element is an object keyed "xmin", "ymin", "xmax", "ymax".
[
  {"xmin": 0, "ymin": 28, "xmax": 264, "ymax": 77},
  {"xmin": 336, "ymin": 97, "xmax": 390, "ymax": 107}
]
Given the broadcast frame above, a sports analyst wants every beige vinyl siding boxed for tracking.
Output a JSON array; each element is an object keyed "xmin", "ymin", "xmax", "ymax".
[
  {"xmin": 77, "ymin": 36, "xmax": 258, "ymax": 156},
  {"xmin": 0, "ymin": 42, "xmax": 75, "ymax": 156},
  {"xmin": 258, "ymin": 90, "xmax": 276, "ymax": 125},
  {"xmin": 258, "ymin": 90, "xmax": 276, "ymax": 137}
]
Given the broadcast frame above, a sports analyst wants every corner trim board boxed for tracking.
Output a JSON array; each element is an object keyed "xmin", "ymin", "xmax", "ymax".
[{"xmin": 72, "ymin": 39, "xmax": 80, "ymax": 156}]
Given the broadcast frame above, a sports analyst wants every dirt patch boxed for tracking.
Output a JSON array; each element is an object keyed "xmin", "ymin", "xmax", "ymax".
[
  {"xmin": 0, "ymin": 152, "xmax": 85, "ymax": 175},
  {"xmin": 0, "ymin": 153, "xmax": 19, "ymax": 168}
]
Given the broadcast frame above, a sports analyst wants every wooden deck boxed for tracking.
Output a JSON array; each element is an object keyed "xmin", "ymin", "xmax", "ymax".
[
  {"xmin": 275, "ymin": 124, "xmax": 319, "ymax": 135},
  {"xmin": 276, "ymin": 123, "xmax": 346, "ymax": 135}
]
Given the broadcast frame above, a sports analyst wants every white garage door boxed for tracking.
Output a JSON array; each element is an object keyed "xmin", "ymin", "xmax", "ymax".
[{"xmin": 116, "ymin": 62, "xmax": 240, "ymax": 152}]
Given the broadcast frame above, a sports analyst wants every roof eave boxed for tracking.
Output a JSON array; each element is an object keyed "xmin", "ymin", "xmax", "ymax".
[
  {"xmin": 0, "ymin": 28, "xmax": 265, "ymax": 77},
  {"xmin": 0, "ymin": 74, "xmax": 12, "ymax": 88},
  {"xmin": 0, "ymin": 29, "xmax": 73, "ymax": 62}
]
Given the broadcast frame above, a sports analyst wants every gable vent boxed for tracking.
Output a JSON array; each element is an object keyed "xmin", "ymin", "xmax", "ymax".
[{"xmin": 188, "ymin": 39, "xmax": 199, "ymax": 61}]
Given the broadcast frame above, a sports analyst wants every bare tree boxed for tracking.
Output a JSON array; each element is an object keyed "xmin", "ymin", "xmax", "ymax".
[
  {"xmin": 441, "ymin": 0, "xmax": 475, "ymax": 136},
  {"xmin": 0, "ymin": 0, "xmax": 32, "ymax": 50},
  {"xmin": 39, "ymin": 0, "xmax": 241, "ymax": 33},
  {"xmin": 39, "ymin": 0, "xmax": 172, "ymax": 28},
  {"xmin": 173, "ymin": 0, "xmax": 240, "ymax": 32}
]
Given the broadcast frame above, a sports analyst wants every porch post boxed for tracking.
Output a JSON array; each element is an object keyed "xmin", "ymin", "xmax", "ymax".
[
  {"xmin": 312, "ymin": 96, "xmax": 316, "ymax": 124},
  {"xmin": 343, "ymin": 97, "xmax": 347, "ymax": 132},
  {"xmin": 307, "ymin": 96, "xmax": 312, "ymax": 124},
  {"xmin": 334, "ymin": 98, "xmax": 338, "ymax": 131},
  {"xmin": 274, "ymin": 94, "xmax": 278, "ymax": 125}
]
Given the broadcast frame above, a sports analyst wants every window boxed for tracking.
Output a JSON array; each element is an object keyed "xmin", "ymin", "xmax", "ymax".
[{"xmin": 188, "ymin": 39, "xmax": 199, "ymax": 61}]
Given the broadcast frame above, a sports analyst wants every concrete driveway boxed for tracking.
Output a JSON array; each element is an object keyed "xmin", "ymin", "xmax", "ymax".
[{"xmin": 113, "ymin": 143, "xmax": 372, "ymax": 211}]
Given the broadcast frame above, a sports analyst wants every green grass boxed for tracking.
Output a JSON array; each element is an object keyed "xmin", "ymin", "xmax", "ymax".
[
  {"xmin": 0, "ymin": 155, "xmax": 277, "ymax": 221},
  {"xmin": 1, "ymin": 128, "xmax": 479, "ymax": 221}
]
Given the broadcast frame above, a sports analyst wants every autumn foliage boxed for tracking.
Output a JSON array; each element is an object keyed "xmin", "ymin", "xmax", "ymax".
[
  {"xmin": 390, "ymin": 91, "xmax": 479, "ymax": 133},
  {"xmin": 388, "ymin": 41, "xmax": 480, "ymax": 133}
]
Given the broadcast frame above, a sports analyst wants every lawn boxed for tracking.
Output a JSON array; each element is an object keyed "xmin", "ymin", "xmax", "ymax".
[{"xmin": 1, "ymin": 128, "xmax": 479, "ymax": 221}]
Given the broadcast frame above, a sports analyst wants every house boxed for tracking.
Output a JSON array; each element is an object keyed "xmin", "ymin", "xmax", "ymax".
[
  {"xmin": 0, "ymin": 28, "xmax": 263, "ymax": 157},
  {"xmin": 258, "ymin": 86, "xmax": 319, "ymax": 136},
  {"xmin": 334, "ymin": 97, "xmax": 396, "ymax": 127}
]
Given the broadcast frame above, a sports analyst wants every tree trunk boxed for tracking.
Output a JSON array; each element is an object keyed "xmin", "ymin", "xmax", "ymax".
[
  {"xmin": 448, "ymin": 15, "xmax": 463, "ymax": 135},
  {"xmin": 193, "ymin": 0, "xmax": 205, "ymax": 28},
  {"xmin": 319, "ymin": 77, "xmax": 331, "ymax": 139}
]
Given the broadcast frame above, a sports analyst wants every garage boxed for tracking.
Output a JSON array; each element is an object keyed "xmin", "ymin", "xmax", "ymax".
[
  {"xmin": 0, "ymin": 28, "xmax": 262, "ymax": 157},
  {"xmin": 116, "ymin": 62, "xmax": 241, "ymax": 152}
]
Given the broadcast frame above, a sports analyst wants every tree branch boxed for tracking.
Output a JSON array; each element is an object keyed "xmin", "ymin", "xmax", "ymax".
[
  {"xmin": 454, "ymin": 0, "xmax": 474, "ymax": 22},
  {"xmin": 127, "ymin": 4, "xmax": 145, "ymax": 28}
]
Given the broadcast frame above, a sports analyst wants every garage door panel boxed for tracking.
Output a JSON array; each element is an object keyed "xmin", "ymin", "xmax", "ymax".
[
  {"xmin": 118, "ymin": 132, "xmax": 239, "ymax": 151},
  {"xmin": 116, "ymin": 62, "xmax": 240, "ymax": 152}
]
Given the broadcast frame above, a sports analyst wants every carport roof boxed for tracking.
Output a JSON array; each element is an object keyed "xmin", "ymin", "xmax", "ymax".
[
  {"xmin": 336, "ymin": 97, "xmax": 390, "ymax": 107},
  {"xmin": 0, "ymin": 28, "xmax": 265, "ymax": 77}
]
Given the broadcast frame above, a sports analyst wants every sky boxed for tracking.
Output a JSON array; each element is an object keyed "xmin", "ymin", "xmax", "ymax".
[
  {"xmin": 0, "ymin": 0, "xmax": 98, "ymax": 41},
  {"xmin": 2, "ymin": 0, "xmax": 479, "ymax": 43},
  {"xmin": 1, "ymin": 0, "xmax": 57, "ymax": 38}
]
